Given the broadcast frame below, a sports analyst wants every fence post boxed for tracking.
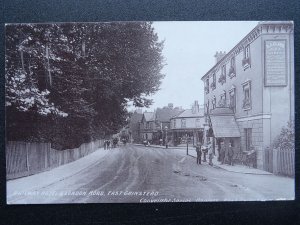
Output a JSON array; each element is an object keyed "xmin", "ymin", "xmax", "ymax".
[
  {"xmin": 26, "ymin": 143, "xmax": 30, "ymax": 172},
  {"xmin": 272, "ymin": 148, "xmax": 277, "ymax": 174}
]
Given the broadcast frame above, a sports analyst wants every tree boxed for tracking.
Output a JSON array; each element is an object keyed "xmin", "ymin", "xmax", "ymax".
[
  {"xmin": 5, "ymin": 22, "xmax": 165, "ymax": 149},
  {"xmin": 272, "ymin": 120, "xmax": 295, "ymax": 151}
]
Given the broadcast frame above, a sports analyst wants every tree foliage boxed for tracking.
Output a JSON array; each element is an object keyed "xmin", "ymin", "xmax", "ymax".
[
  {"xmin": 5, "ymin": 22, "xmax": 164, "ymax": 149},
  {"xmin": 272, "ymin": 120, "xmax": 295, "ymax": 151}
]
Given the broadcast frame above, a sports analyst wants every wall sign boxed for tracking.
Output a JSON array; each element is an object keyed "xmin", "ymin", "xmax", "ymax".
[{"xmin": 264, "ymin": 40, "xmax": 287, "ymax": 86}]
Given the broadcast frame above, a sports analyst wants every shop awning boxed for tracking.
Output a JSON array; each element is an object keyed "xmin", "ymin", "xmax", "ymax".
[{"xmin": 210, "ymin": 115, "xmax": 241, "ymax": 138}]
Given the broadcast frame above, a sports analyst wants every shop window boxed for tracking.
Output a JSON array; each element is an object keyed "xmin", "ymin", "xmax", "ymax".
[
  {"xmin": 242, "ymin": 80, "xmax": 251, "ymax": 110},
  {"xmin": 245, "ymin": 128, "xmax": 252, "ymax": 151}
]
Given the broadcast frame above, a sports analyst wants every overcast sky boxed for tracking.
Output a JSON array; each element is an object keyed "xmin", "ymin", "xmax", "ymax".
[{"xmin": 130, "ymin": 21, "xmax": 258, "ymax": 112}]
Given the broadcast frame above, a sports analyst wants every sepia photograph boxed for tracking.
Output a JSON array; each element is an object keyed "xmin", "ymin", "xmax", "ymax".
[{"xmin": 5, "ymin": 21, "xmax": 295, "ymax": 204}]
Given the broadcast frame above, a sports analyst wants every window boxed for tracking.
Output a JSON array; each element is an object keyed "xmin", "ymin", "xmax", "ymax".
[
  {"xmin": 242, "ymin": 45, "xmax": 251, "ymax": 70},
  {"xmin": 245, "ymin": 128, "xmax": 252, "ymax": 151},
  {"xmin": 242, "ymin": 80, "xmax": 251, "ymax": 110},
  {"xmin": 229, "ymin": 57, "xmax": 236, "ymax": 78},
  {"xmin": 218, "ymin": 65, "xmax": 226, "ymax": 85},
  {"xmin": 205, "ymin": 78, "xmax": 209, "ymax": 94},
  {"xmin": 245, "ymin": 45, "xmax": 250, "ymax": 59},
  {"xmin": 205, "ymin": 100, "xmax": 210, "ymax": 115},
  {"xmin": 210, "ymin": 73, "xmax": 216, "ymax": 90},
  {"xmin": 218, "ymin": 91, "xmax": 226, "ymax": 107},
  {"xmin": 181, "ymin": 119, "xmax": 186, "ymax": 128},
  {"xmin": 212, "ymin": 96, "xmax": 216, "ymax": 109},
  {"xmin": 229, "ymin": 87, "xmax": 236, "ymax": 113},
  {"xmin": 173, "ymin": 119, "xmax": 176, "ymax": 128},
  {"xmin": 196, "ymin": 118, "xmax": 201, "ymax": 128},
  {"xmin": 222, "ymin": 64, "xmax": 226, "ymax": 76}
]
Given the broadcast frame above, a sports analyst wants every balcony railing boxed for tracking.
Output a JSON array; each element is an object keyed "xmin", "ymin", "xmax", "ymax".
[{"xmin": 228, "ymin": 66, "xmax": 235, "ymax": 78}]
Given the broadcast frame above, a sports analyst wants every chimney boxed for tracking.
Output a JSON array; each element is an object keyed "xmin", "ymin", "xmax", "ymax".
[
  {"xmin": 192, "ymin": 100, "xmax": 200, "ymax": 114},
  {"xmin": 168, "ymin": 103, "xmax": 173, "ymax": 109},
  {"xmin": 214, "ymin": 51, "xmax": 226, "ymax": 64}
]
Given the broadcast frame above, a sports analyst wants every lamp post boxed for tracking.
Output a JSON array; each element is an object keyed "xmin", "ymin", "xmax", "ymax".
[{"xmin": 165, "ymin": 126, "xmax": 168, "ymax": 148}]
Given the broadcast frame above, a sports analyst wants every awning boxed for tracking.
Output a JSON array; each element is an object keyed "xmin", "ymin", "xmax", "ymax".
[{"xmin": 210, "ymin": 115, "xmax": 241, "ymax": 138}]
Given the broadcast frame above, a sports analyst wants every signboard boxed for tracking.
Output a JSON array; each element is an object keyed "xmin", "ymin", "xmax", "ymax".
[{"xmin": 264, "ymin": 40, "xmax": 287, "ymax": 86}]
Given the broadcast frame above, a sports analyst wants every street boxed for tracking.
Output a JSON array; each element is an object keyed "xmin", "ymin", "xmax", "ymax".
[{"xmin": 7, "ymin": 144, "xmax": 294, "ymax": 204}]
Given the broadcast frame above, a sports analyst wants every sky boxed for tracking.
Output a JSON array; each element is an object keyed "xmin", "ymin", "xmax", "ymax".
[{"xmin": 130, "ymin": 21, "xmax": 258, "ymax": 112}]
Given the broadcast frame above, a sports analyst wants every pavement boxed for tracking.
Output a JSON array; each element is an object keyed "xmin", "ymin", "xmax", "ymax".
[
  {"xmin": 136, "ymin": 144, "xmax": 272, "ymax": 175},
  {"xmin": 7, "ymin": 147, "xmax": 110, "ymax": 199}
]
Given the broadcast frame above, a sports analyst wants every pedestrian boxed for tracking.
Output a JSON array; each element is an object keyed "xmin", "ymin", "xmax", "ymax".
[
  {"xmin": 104, "ymin": 140, "xmax": 107, "ymax": 150},
  {"xmin": 195, "ymin": 142, "xmax": 202, "ymax": 165},
  {"xmin": 107, "ymin": 140, "xmax": 111, "ymax": 150},
  {"xmin": 227, "ymin": 142, "xmax": 234, "ymax": 165},
  {"xmin": 220, "ymin": 141, "xmax": 226, "ymax": 164},
  {"xmin": 202, "ymin": 145, "xmax": 208, "ymax": 162},
  {"xmin": 208, "ymin": 141, "xmax": 213, "ymax": 166}
]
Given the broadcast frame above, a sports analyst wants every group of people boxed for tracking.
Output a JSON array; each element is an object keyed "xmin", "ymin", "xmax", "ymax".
[
  {"xmin": 103, "ymin": 139, "xmax": 111, "ymax": 150},
  {"xmin": 218, "ymin": 141, "xmax": 234, "ymax": 166},
  {"xmin": 104, "ymin": 138, "xmax": 119, "ymax": 150},
  {"xmin": 195, "ymin": 140, "xmax": 235, "ymax": 166},
  {"xmin": 195, "ymin": 141, "xmax": 214, "ymax": 166}
]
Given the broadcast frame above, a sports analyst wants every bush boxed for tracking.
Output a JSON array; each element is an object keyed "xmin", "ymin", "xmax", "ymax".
[{"xmin": 272, "ymin": 120, "xmax": 294, "ymax": 151}]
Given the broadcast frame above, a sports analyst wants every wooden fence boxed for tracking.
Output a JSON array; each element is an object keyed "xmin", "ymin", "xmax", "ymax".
[
  {"xmin": 264, "ymin": 147, "xmax": 295, "ymax": 177},
  {"xmin": 6, "ymin": 140, "xmax": 104, "ymax": 180}
]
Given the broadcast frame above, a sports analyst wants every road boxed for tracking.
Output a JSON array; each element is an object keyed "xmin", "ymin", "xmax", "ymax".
[{"xmin": 8, "ymin": 144, "xmax": 294, "ymax": 203}]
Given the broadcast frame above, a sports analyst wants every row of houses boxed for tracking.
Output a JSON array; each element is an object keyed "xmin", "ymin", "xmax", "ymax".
[{"xmin": 129, "ymin": 101, "xmax": 205, "ymax": 146}]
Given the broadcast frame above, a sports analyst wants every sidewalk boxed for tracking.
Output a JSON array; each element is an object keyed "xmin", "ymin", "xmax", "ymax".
[
  {"xmin": 7, "ymin": 147, "xmax": 109, "ymax": 198},
  {"xmin": 138, "ymin": 144, "xmax": 272, "ymax": 175}
]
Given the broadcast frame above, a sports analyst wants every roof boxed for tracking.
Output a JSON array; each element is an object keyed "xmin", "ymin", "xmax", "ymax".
[
  {"xmin": 143, "ymin": 112, "xmax": 155, "ymax": 122},
  {"xmin": 155, "ymin": 107, "xmax": 184, "ymax": 122},
  {"xmin": 210, "ymin": 115, "xmax": 241, "ymax": 138},
  {"xmin": 129, "ymin": 112, "xmax": 143, "ymax": 124},
  {"xmin": 174, "ymin": 108, "xmax": 204, "ymax": 118}
]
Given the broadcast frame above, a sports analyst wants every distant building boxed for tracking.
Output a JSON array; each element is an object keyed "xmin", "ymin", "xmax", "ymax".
[
  {"xmin": 128, "ymin": 111, "xmax": 143, "ymax": 143},
  {"xmin": 170, "ymin": 101, "xmax": 205, "ymax": 146},
  {"xmin": 139, "ymin": 103, "xmax": 183, "ymax": 144},
  {"xmin": 140, "ymin": 112, "xmax": 156, "ymax": 141},
  {"xmin": 201, "ymin": 21, "xmax": 294, "ymax": 169}
]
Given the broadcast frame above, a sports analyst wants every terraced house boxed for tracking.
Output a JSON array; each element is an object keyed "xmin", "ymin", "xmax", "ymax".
[
  {"xmin": 201, "ymin": 21, "xmax": 294, "ymax": 170},
  {"xmin": 140, "ymin": 104, "xmax": 183, "ymax": 145}
]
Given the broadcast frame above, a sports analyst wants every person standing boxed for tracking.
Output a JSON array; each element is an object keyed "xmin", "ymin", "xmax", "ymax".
[
  {"xmin": 195, "ymin": 142, "xmax": 202, "ymax": 165},
  {"xmin": 227, "ymin": 142, "xmax": 234, "ymax": 165},
  {"xmin": 208, "ymin": 141, "xmax": 213, "ymax": 166},
  {"xmin": 104, "ymin": 140, "xmax": 107, "ymax": 150},
  {"xmin": 220, "ymin": 141, "xmax": 226, "ymax": 164}
]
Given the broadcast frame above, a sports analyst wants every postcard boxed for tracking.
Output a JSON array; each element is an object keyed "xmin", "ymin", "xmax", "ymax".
[{"xmin": 5, "ymin": 21, "xmax": 294, "ymax": 204}]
